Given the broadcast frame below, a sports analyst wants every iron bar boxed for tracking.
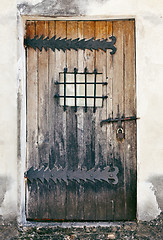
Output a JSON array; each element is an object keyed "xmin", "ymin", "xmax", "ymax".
[
  {"xmin": 59, "ymin": 72, "xmax": 102, "ymax": 75},
  {"xmin": 100, "ymin": 116, "xmax": 140, "ymax": 126},
  {"xmin": 93, "ymin": 69, "xmax": 97, "ymax": 113},
  {"xmin": 55, "ymin": 82, "xmax": 106, "ymax": 85},
  {"xmin": 64, "ymin": 67, "xmax": 67, "ymax": 111},
  {"xmin": 74, "ymin": 68, "xmax": 77, "ymax": 112},
  {"xmin": 55, "ymin": 95, "xmax": 107, "ymax": 99},
  {"xmin": 84, "ymin": 67, "xmax": 87, "ymax": 112}
]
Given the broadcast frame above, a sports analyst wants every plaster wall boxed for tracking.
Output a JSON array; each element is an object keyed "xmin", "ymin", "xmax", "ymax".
[{"xmin": 0, "ymin": 0, "xmax": 163, "ymax": 223}]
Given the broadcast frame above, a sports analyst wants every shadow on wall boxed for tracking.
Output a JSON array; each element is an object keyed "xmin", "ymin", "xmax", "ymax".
[
  {"xmin": 17, "ymin": 0, "xmax": 108, "ymax": 16},
  {"xmin": 150, "ymin": 175, "xmax": 163, "ymax": 212}
]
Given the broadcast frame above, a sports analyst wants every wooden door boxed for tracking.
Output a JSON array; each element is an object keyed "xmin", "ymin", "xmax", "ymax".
[{"xmin": 25, "ymin": 20, "xmax": 136, "ymax": 221}]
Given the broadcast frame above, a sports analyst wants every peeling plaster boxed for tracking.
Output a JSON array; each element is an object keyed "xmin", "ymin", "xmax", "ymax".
[
  {"xmin": 17, "ymin": 0, "xmax": 85, "ymax": 16},
  {"xmin": 17, "ymin": 0, "xmax": 110, "ymax": 16},
  {"xmin": 150, "ymin": 175, "xmax": 163, "ymax": 211},
  {"xmin": 0, "ymin": 175, "xmax": 17, "ymax": 221},
  {"xmin": 138, "ymin": 181, "xmax": 161, "ymax": 221},
  {"xmin": 0, "ymin": 176, "xmax": 9, "ymax": 208}
]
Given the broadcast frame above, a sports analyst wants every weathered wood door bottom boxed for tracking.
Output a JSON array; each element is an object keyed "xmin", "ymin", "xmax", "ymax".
[{"xmin": 25, "ymin": 19, "xmax": 136, "ymax": 221}]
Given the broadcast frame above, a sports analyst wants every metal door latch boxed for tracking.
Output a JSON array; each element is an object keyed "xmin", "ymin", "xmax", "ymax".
[{"xmin": 100, "ymin": 115, "xmax": 140, "ymax": 127}]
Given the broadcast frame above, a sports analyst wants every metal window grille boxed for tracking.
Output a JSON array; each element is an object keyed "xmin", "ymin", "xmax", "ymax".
[{"xmin": 54, "ymin": 68, "xmax": 108, "ymax": 113}]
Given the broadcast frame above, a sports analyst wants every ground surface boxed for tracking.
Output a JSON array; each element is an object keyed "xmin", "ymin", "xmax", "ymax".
[{"xmin": 0, "ymin": 213, "xmax": 162, "ymax": 240}]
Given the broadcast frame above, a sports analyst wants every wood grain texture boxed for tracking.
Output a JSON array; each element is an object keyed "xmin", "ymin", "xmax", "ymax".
[
  {"xmin": 106, "ymin": 21, "xmax": 115, "ymax": 220},
  {"xmin": 26, "ymin": 21, "xmax": 38, "ymax": 219},
  {"xmin": 26, "ymin": 21, "xmax": 38, "ymax": 169},
  {"xmin": 36, "ymin": 21, "xmax": 49, "ymax": 219},
  {"xmin": 49, "ymin": 21, "xmax": 67, "ymax": 220},
  {"xmin": 36, "ymin": 21, "xmax": 49, "ymax": 168},
  {"xmin": 123, "ymin": 20, "xmax": 136, "ymax": 220},
  {"xmin": 66, "ymin": 21, "xmax": 79, "ymax": 220},
  {"xmin": 26, "ymin": 20, "xmax": 136, "ymax": 221},
  {"xmin": 95, "ymin": 21, "xmax": 108, "ymax": 220},
  {"xmin": 112, "ymin": 21, "xmax": 126, "ymax": 220}
]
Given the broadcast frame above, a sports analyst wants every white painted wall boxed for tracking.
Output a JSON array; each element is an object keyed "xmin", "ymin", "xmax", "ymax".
[
  {"xmin": 0, "ymin": 0, "xmax": 17, "ymax": 221},
  {"xmin": 0, "ymin": 0, "xmax": 163, "ymax": 222}
]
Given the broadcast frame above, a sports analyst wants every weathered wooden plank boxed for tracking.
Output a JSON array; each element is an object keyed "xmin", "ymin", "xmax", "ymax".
[
  {"xmin": 36, "ymin": 21, "xmax": 49, "ymax": 168},
  {"xmin": 123, "ymin": 20, "xmax": 136, "ymax": 220},
  {"xmin": 106, "ymin": 21, "xmax": 115, "ymax": 220},
  {"xmin": 54, "ymin": 21, "xmax": 67, "ymax": 169},
  {"xmin": 112, "ymin": 21, "xmax": 126, "ymax": 220},
  {"xmin": 95, "ymin": 21, "xmax": 107, "ymax": 168},
  {"xmin": 65, "ymin": 21, "xmax": 79, "ymax": 220},
  {"xmin": 26, "ymin": 180, "xmax": 38, "ymax": 220},
  {"xmin": 76, "ymin": 21, "xmax": 85, "ymax": 220},
  {"xmin": 49, "ymin": 21, "xmax": 67, "ymax": 220},
  {"xmin": 26, "ymin": 21, "xmax": 38, "ymax": 169},
  {"xmin": 77, "ymin": 21, "xmax": 85, "ymax": 167},
  {"xmin": 106, "ymin": 21, "xmax": 114, "ymax": 167},
  {"xmin": 83, "ymin": 21, "xmax": 96, "ymax": 220},
  {"xmin": 47, "ymin": 20, "xmax": 58, "ymax": 220},
  {"xmin": 36, "ymin": 21, "xmax": 49, "ymax": 220},
  {"xmin": 26, "ymin": 21, "xmax": 38, "ymax": 219},
  {"xmin": 48, "ymin": 20, "xmax": 56, "ymax": 170},
  {"xmin": 95, "ymin": 20, "xmax": 108, "ymax": 220}
]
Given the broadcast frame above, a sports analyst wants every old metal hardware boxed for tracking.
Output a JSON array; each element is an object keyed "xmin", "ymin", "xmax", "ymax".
[
  {"xmin": 116, "ymin": 127, "xmax": 125, "ymax": 141},
  {"xmin": 100, "ymin": 115, "xmax": 139, "ymax": 127},
  {"xmin": 24, "ymin": 35, "xmax": 117, "ymax": 55},
  {"xmin": 24, "ymin": 166, "xmax": 119, "ymax": 185},
  {"xmin": 54, "ymin": 68, "xmax": 108, "ymax": 113}
]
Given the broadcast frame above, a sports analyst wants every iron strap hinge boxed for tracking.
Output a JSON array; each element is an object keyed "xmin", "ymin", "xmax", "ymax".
[
  {"xmin": 100, "ymin": 116, "xmax": 140, "ymax": 127},
  {"xmin": 24, "ymin": 166, "xmax": 119, "ymax": 185}
]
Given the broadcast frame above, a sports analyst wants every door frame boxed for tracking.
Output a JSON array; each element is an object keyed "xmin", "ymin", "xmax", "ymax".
[{"xmin": 17, "ymin": 15, "xmax": 137, "ymax": 224}]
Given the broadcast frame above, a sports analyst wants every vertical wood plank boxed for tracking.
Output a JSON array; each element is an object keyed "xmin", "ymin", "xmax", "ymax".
[
  {"xmin": 106, "ymin": 21, "xmax": 114, "ymax": 167},
  {"xmin": 83, "ymin": 21, "xmax": 96, "ymax": 220},
  {"xmin": 47, "ymin": 20, "xmax": 58, "ymax": 220},
  {"xmin": 26, "ymin": 21, "xmax": 38, "ymax": 219},
  {"xmin": 26, "ymin": 21, "xmax": 38, "ymax": 169},
  {"xmin": 36, "ymin": 21, "xmax": 49, "ymax": 168},
  {"xmin": 76, "ymin": 21, "xmax": 85, "ymax": 220},
  {"xmin": 106, "ymin": 21, "xmax": 115, "ymax": 220},
  {"xmin": 48, "ymin": 20, "xmax": 56, "ymax": 170},
  {"xmin": 50, "ymin": 21, "xmax": 67, "ymax": 220},
  {"xmin": 123, "ymin": 20, "xmax": 136, "ymax": 220},
  {"xmin": 36, "ymin": 21, "xmax": 49, "ymax": 220},
  {"xmin": 112, "ymin": 21, "xmax": 126, "ymax": 220},
  {"xmin": 95, "ymin": 21, "xmax": 108, "ymax": 220},
  {"xmin": 66, "ymin": 21, "xmax": 79, "ymax": 220}
]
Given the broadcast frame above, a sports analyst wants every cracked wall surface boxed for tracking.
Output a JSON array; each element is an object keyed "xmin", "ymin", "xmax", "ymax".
[{"xmin": 0, "ymin": 0, "xmax": 163, "ymax": 223}]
